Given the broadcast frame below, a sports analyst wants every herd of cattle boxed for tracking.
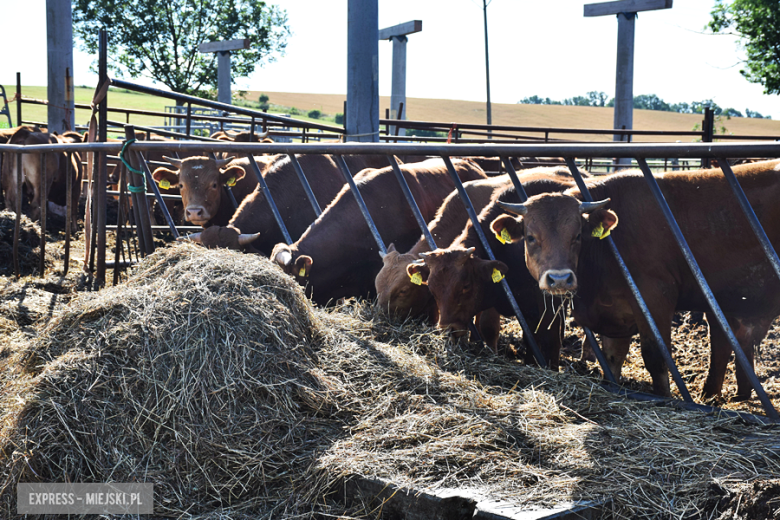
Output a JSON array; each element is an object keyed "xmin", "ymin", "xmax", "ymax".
[{"xmin": 1, "ymin": 124, "xmax": 779, "ymax": 406}]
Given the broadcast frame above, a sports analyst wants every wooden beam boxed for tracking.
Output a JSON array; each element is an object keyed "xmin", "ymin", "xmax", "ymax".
[
  {"xmin": 378, "ymin": 20, "xmax": 422, "ymax": 40},
  {"xmin": 584, "ymin": 0, "xmax": 672, "ymax": 17},
  {"xmin": 198, "ymin": 39, "xmax": 250, "ymax": 54}
]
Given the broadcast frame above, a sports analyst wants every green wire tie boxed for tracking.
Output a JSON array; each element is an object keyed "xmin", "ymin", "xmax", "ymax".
[{"xmin": 120, "ymin": 138, "xmax": 147, "ymax": 193}]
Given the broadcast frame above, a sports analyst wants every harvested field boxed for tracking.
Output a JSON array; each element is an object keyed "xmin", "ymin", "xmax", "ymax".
[{"xmin": 0, "ymin": 243, "xmax": 777, "ymax": 519}]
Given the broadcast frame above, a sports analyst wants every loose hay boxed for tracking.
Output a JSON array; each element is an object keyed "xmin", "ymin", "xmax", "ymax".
[
  {"xmin": 0, "ymin": 210, "xmax": 58, "ymax": 277},
  {"xmin": 0, "ymin": 243, "xmax": 777, "ymax": 519}
]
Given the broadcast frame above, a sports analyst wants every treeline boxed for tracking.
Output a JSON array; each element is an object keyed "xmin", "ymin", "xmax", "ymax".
[{"xmin": 518, "ymin": 92, "xmax": 772, "ymax": 119}]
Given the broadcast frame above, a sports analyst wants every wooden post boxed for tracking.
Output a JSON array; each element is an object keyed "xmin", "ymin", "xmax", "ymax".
[
  {"xmin": 347, "ymin": 0, "xmax": 379, "ymax": 142},
  {"xmin": 46, "ymin": 0, "xmax": 75, "ymax": 133},
  {"xmin": 379, "ymin": 20, "xmax": 421, "ymax": 137},
  {"xmin": 585, "ymin": 0, "xmax": 673, "ymax": 165},
  {"xmin": 198, "ymin": 39, "xmax": 250, "ymax": 105}
]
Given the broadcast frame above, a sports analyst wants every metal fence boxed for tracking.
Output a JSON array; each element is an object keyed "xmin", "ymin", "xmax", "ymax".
[{"xmin": 2, "ymin": 137, "xmax": 780, "ymax": 424}]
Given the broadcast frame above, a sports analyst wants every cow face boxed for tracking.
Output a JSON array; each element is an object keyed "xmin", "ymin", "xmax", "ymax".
[
  {"xmin": 180, "ymin": 225, "xmax": 260, "ymax": 250},
  {"xmin": 375, "ymin": 243, "xmax": 436, "ymax": 320},
  {"xmin": 409, "ymin": 248, "xmax": 507, "ymax": 341},
  {"xmin": 152, "ymin": 156, "xmax": 245, "ymax": 226},
  {"xmin": 490, "ymin": 193, "xmax": 617, "ymax": 296}
]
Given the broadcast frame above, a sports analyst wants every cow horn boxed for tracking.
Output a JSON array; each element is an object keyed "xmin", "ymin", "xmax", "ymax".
[
  {"xmin": 238, "ymin": 232, "xmax": 261, "ymax": 246},
  {"xmin": 274, "ymin": 249, "xmax": 293, "ymax": 267},
  {"xmin": 497, "ymin": 201, "xmax": 528, "ymax": 216},
  {"xmin": 465, "ymin": 247, "xmax": 476, "ymax": 255},
  {"xmin": 178, "ymin": 232, "xmax": 202, "ymax": 244},
  {"xmin": 410, "ymin": 259, "xmax": 426, "ymax": 266},
  {"xmin": 162, "ymin": 156, "xmax": 183, "ymax": 169},
  {"xmin": 257, "ymin": 129, "xmax": 270, "ymax": 140},
  {"xmin": 579, "ymin": 199, "xmax": 611, "ymax": 214},
  {"xmin": 214, "ymin": 156, "xmax": 236, "ymax": 169}
]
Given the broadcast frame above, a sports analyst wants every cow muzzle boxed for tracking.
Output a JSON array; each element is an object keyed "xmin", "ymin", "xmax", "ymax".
[
  {"xmin": 185, "ymin": 206, "xmax": 210, "ymax": 225},
  {"xmin": 539, "ymin": 269, "xmax": 577, "ymax": 295}
]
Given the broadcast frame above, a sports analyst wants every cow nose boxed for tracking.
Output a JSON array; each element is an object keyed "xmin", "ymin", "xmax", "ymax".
[
  {"xmin": 444, "ymin": 323, "xmax": 469, "ymax": 343},
  {"xmin": 186, "ymin": 207, "xmax": 204, "ymax": 219},
  {"xmin": 542, "ymin": 270, "xmax": 577, "ymax": 293}
]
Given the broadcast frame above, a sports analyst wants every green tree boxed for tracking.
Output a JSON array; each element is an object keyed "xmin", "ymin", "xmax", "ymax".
[
  {"xmin": 73, "ymin": 0, "xmax": 290, "ymax": 101},
  {"xmin": 708, "ymin": 0, "xmax": 780, "ymax": 94},
  {"xmin": 258, "ymin": 93, "xmax": 270, "ymax": 110}
]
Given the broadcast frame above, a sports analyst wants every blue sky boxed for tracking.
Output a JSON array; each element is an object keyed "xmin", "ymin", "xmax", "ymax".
[{"xmin": 3, "ymin": 1, "xmax": 778, "ymax": 119}]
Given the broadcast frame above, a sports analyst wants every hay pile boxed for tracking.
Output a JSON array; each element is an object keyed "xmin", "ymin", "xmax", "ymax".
[
  {"xmin": 0, "ymin": 210, "xmax": 57, "ymax": 277},
  {"xmin": 0, "ymin": 243, "xmax": 777, "ymax": 519}
]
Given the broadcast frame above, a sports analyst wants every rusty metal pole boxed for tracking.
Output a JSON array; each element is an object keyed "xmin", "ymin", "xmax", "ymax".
[
  {"xmin": 13, "ymin": 153, "xmax": 22, "ymax": 278},
  {"xmin": 96, "ymin": 29, "xmax": 109, "ymax": 286},
  {"xmin": 39, "ymin": 153, "xmax": 47, "ymax": 276}
]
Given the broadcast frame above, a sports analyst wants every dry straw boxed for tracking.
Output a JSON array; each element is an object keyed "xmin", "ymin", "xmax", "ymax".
[{"xmin": 0, "ymin": 243, "xmax": 777, "ymax": 519}]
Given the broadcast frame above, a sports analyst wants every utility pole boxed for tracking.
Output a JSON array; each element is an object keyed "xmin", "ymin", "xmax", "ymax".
[{"xmin": 483, "ymin": 0, "xmax": 492, "ymax": 138}]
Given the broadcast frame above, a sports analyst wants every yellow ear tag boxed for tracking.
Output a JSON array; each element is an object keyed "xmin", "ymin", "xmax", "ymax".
[
  {"xmin": 491, "ymin": 268, "xmax": 505, "ymax": 283},
  {"xmin": 591, "ymin": 222, "xmax": 611, "ymax": 240},
  {"xmin": 298, "ymin": 267, "xmax": 307, "ymax": 277},
  {"xmin": 159, "ymin": 179, "xmax": 170, "ymax": 190},
  {"xmin": 409, "ymin": 272, "xmax": 423, "ymax": 285},
  {"xmin": 226, "ymin": 177, "xmax": 237, "ymax": 187}
]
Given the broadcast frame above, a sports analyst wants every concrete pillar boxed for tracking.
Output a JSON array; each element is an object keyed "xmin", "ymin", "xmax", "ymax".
[
  {"xmin": 613, "ymin": 12, "xmax": 635, "ymax": 150},
  {"xmin": 347, "ymin": 0, "xmax": 379, "ymax": 142},
  {"xmin": 390, "ymin": 35, "xmax": 407, "ymax": 136},
  {"xmin": 46, "ymin": 0, "xmax": 75, "ymax": 133},
  {"xmin": 218, "ymin": 51, "xmax": 231, "ymax": 104}
]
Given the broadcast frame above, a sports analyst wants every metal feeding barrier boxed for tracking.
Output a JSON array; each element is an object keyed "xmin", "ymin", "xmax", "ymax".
[{"xmin": 2, "ymin": 138, "xmax": 780, "ymax": 424}]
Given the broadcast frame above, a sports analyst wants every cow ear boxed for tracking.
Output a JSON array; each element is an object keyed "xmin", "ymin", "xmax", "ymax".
[
  {"xmin": 295, "ymin": 255, "xmax": 313, "ymax": 278},
  {"xmin": 482, "ymin": 260, "xmax": 508, "ymax": 284},
  {"xmin": 406, "ymin": 262, "xmax": 430, "ymax": 286},
  {"xmin": 585, "ymin": 209, "xmax": 618, "ymax": 240},
  {"xmin": 152, "ymin": 167, "xmax": 179, "ymax": 189},
  {"xmin": 220, "ymin": 165, "xmax": 246, "ymax": 187},
  {"xmin": 490, "ymin": 214, "xmax": 523, "ymax": 245}
]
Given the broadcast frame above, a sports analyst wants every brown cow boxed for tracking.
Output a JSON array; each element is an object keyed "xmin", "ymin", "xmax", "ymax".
[
  {"xmin": 1, "ymin": 127, "xmax": 82, "ymax": 232},
  {"xmin": 406, "ymin": 168, "xmax": 582, "ymax": 361},
  {"xmin": 210, "ymin": 129, "xmax": 273, "ymax": 143},
  {"xmin": 151, "ymin": 155, "xmax": 271, "ymax": 227},
  {"xmin": 375, "ymin": 175, "xmax": 510, "ymax": 322},
  {"xmin": 491, "ymin": 160, "xmax": 780, "ymax": 399},
  {"xmin": 271, "ymin": 158, "xmax": 487, "ymax": 305}
]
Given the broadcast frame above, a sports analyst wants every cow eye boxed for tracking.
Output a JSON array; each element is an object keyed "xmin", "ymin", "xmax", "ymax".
[
  {"xmin": 575, "ymin": 232, "xmax": 582, "ymax": 241},
  {"xmin": 212, "ymin": 182, "xmax": 218, "ymax": 189},
  {"xmin": 526, "ymin": 235, "xmax": 536, "ymax": 244},
  {"xmin": 462, "ymin": 283, "xmax": 471, "ymax": 293}
]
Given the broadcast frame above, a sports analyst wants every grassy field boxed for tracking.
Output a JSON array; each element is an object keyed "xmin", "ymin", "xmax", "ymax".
[{"xmin": 5, "ymin": 84, "xmax": 780, "ymax": 142}]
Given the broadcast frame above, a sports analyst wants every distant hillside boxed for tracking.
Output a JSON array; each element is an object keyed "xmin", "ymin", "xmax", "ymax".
[{"xmin": 248, "ymin": 90, "xmax": 780, "ymax": 143}]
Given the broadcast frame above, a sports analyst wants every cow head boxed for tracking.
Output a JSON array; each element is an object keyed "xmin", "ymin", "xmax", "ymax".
[
  {"xmin": 490, "ymin": 193, "xmax": 617, "ymax": 295},
  {"xmin": 408, "ymin": 247, "xmax": 508, "ymax": 342},
  {"xmin": 375, "ymin": 243, "xmax": 437, "ymax": 321},
  {"xmin": 180, "ymin": 225, "xmax": 261, "ymax": 250},
  {"xmin": 152, "ymin": 156, "xmax": 245, "ymax": 226},
  {"xmin": 271, "ymin": 243, "xmax": 313, "ymax": 281}
]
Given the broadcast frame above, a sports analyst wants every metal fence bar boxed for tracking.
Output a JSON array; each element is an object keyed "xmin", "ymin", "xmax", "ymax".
[
  {"xmin": 13, "ymin": 153, "xmax": 22, "ymax": 278},
  {"xmin": 246, "ymin": 154, "xmax": 292, "ymax": 245},
  {"xmin": 288, "ymin": 154, "xmax": 323, "ymax": 216},
  {"xmin": 563, "ymin": 157, "xmax": 693, "ymax": 402},
  {"xmin": 137, "ymin": 150, "xmax": 180, "ymax": 238},
  {"xmin": 333, "ymin": 155, "xmax": 386, "ymax": 255},
  {"xmin": 502, "ymin": 156, "xmax": 610, "ymax": 377},
  {"xmin": 64, "ymin": 152, "xmax": 72, "ymax": 276},
  {"xmin": 635, "ymin": 157, "xmax": 778, "ymax": 420},
  {"xmin": 718, "ymin": 161, "xmax": 780, "ymax": 282},
  {"xmin": 123, "ymin": 127, "xmax": 154, "ymax": 256},
  {"xmin": 39, "ymin": 153, "xmax": 47, "ymax": 277},
  {"xmin": 441, "ymin": 155, "xmax": 546, "ymax": 367},
  {"xmin": 387, "ymin": 155, "xmax": 436, "ymax": 250}
]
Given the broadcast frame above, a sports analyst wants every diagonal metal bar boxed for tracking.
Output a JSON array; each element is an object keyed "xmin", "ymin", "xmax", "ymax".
[
  {"xmin": 564, "ymin": 157, "xmax": 693, "ymax": 402},
  {"xmin": 503, "ymin": 156, "xmax": 613, "ymax": 380},
  {"xmin": 333, "ymin": 154, "xmax": 386, "ymax": 255},
  {"xmin": 387, "ymin": 155, "xmax": 437, "ymax": 250},
  {"xmin": 246, "ymin": 154, "xmax": 292, "ymax": 245},
  {"xmin": 289, "ymin": 154, "xmax": 322, "ymax": 216},
  {"xmin": 442, "ymin": 156, "xmax": 546, "ymax": 367},
  {"xmin": 719, "ymin": 160, "xmax": 780, "ymax": 283},
  {"xmin": 138, "ymin": 151, "xmax": 180, "ymax": 238},
  {"xmin": 636, "ymin": 157, "xmax": 778, "ymax": 420}
]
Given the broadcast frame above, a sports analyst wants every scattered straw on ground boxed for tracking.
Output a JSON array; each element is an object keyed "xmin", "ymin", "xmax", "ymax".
[
  {"xmin": 0, "ymin": 210, "xmax": 60, "ymax": 278},
  {"xmin": 0, "ymin": 243, "xmax": 777, "ymax": 519}
]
